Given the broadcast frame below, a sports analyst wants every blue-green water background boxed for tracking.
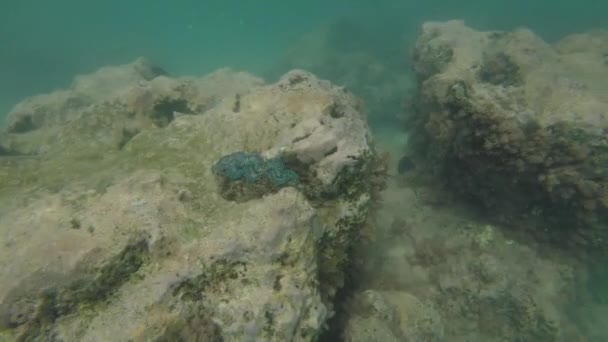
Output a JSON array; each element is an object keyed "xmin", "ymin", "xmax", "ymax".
[{"xmin": 0, "ymin": 0, "xmax": 606, "ymax": 119}]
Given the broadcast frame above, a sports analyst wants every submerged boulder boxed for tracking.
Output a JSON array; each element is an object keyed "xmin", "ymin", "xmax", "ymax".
[
  {"xmin": 0, "ymin": 60, "xmax": 377, "ymax": 341},
  {"xmin": 408, "ymin": 20, "xmax": 608, "ymax": 256}
]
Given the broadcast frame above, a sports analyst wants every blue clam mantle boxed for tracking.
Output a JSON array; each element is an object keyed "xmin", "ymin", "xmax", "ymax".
[{"xmin": 212, "ymin": 152, "xmax": 299, "ymax": 188}]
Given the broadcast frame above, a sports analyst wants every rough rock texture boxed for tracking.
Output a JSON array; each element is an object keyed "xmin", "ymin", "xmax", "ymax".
[
  {"xmin": 0, "ymin": 59, "xmax": 378, "ymax": 341},
  {"xmin": 344, "ymin": 289, "xmax": 444, "ymax": 341},
  {"xmin": 342, "ymin": 180, "xmax": 583, "ymax": 341},
  {"xmin": 408, "ymin": 20, "xmax": 608, "ymax": 256}
]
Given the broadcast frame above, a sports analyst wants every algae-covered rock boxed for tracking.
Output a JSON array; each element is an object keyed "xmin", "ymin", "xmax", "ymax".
[
  {"xmin": 408, "ymin": 20, "xmax": 608, "ymax": 255},
  {"xmin": 345, "ymin": 191, "xmax": 579, "ymax": 341},
  {"xmin": 343, "ymin": 289, "xmax": 444, "ymax": 341},
  {"xmin": 0, "ymin": 59, "xmax": 376, "ymax": 341}
]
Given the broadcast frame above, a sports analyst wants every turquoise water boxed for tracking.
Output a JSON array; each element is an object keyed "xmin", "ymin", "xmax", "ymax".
[
  {"xmin": 1, "ymin": 0, "xmax": 605, "ymax": 118},
  {"xmin": 1, "ymin": 1, "xmax": 608, "ymax": 340}
]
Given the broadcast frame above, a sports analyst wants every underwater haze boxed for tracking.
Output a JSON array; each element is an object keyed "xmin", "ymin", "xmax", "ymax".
[
  {"xmin": 1, "ymin": 0, "xmax": 606, "ymax": 118},
  {"xmin": 1, "ymin": 0, "xmax": 608, "ymax": 341}
]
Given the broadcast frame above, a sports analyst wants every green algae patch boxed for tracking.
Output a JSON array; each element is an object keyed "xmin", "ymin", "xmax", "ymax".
[
  {"xmin": 148, "ymin": 309, "xmax": 223, "ymax": 342},
  {"xmin": 173, "ymin": 259, "xmax": 248, "ymax": 302},
  {"xmin": 2, "ymin": 239, "xmax": 149, "ymax": 340}
]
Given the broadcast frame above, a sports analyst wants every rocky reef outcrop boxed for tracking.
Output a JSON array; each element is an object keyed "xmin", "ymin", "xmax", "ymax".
[
  {"xmin": 407, "ymin": 20, "xmax": 608, "ymax": 256},
  {"xmin": 0, "ymin": 58, "xmax": 380, "ymax": 341},
  {"xmin": 335, "ymin": 20, "xmax": 608, "ymax": 342}
]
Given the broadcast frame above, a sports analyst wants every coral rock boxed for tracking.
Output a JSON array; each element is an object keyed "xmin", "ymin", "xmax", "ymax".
[
  {"xmin": 409, "ymin": 20, "xmax": 608, "ymax": 256},
  {"xmin": 0, "ymin": 59, "xmax": 375, "ymax": 341}
]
